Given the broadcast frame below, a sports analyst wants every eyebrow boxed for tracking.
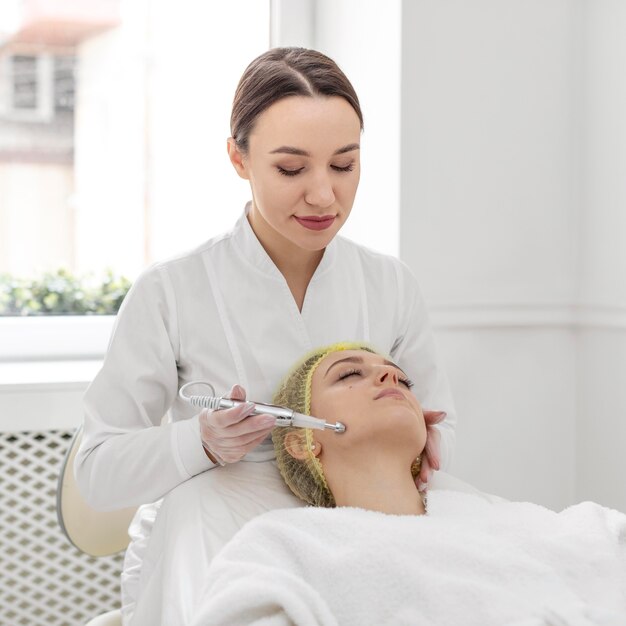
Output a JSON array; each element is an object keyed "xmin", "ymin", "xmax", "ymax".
[
  {"xmin": 324, "ymin": 355, "xmax": 407, "ymax": 378},
  {"xmin": 269, "ymin": 143, "xmax": 360, "ymax": 157}
]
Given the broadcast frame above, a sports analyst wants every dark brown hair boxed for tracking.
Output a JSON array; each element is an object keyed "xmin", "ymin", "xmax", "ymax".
[{"xmin": 230, "ymin": 47, "xmax": 363, "ymax": 154}]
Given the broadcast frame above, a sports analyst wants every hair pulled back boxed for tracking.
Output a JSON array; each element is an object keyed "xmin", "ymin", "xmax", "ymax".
[{"xmin": 230, "ymin": 47, "xmax": 363, "ymax": 154}]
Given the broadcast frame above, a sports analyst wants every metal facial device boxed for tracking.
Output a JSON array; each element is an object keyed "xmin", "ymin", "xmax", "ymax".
[{"xmin": 179, "ymin": 381, "xmax": 346, "ymax": 433}]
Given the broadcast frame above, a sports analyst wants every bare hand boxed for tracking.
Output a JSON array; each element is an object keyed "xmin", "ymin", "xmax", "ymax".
[{"xmin": 198, "ymin": 384, "xmax": 276, "ymax": 465}]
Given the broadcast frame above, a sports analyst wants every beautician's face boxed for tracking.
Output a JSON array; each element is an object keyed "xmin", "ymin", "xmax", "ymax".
[
  {"xmin": 309, "ymin": 350, "xmax": 426, "ymax": 452},
  {"xmin": 230, "ymin": 96, "xmax": 361, "ymax": 251}
]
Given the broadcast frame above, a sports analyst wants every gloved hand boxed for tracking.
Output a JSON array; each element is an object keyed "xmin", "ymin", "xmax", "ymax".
[
  {"xmin": 415, "ymin": 410, "xmax": 447, "ymax": 492},
  {"xmin": 198, "ymin": 384, "xmax": 276, "ymax": 466}
]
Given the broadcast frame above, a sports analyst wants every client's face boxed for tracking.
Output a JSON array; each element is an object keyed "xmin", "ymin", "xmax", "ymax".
[{"xmin": 309, "ymin": 350, "xmax": 426, "ymax": 457}]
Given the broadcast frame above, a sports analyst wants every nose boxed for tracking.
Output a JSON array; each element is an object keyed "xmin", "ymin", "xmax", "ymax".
[
  {"xmin": 375, "ymin": 366, "xmax": 399, "ymax": 386},
  {"xmin": 304, "ymin": 170, "xmax": 335, "ymax": 208}
]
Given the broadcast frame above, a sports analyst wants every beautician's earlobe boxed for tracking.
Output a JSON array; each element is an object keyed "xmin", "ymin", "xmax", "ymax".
[
  {"xmin": 284, "ymin": 431, "xmax": 313, "ymax": 460},
  {"xmin": 226, "ymin": 138, "xmax": 249, "ymax": 180}
]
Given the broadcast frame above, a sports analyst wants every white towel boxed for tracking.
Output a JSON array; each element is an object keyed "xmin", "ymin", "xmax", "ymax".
[{"xmin": 190, "ymin": 490, "xmax": 626, "ymax": 626}]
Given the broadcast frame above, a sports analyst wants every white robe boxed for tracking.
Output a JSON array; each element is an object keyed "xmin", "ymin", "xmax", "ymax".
[
  {"xmin": 75, "ymin": 207, "xmax": 456, "ymax": 511},
  {"xmin": 190, "ymin": 491, "xmax": 626, "ymax": 626}
]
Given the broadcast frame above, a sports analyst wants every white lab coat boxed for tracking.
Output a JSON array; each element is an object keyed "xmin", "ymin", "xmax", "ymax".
[{"xmin": 75, "ymin": 207, "xmax": 457, "ymax": 511}]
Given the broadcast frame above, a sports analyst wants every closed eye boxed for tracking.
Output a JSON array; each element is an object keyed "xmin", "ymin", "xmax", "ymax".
[
  {"xmin": 277, "ymin": 163, "xmax": 355, "ymax": 177},
  {"xmin": 337, "ymin": 368, "xmax": 413, "ymax": 389},
  {"xmin": 331, "ymin": 163, "xmax": 354, "ymax": 173},
  {"xmin": 277, "ymin": 166, "xmax": 304, "ymax": 177},
  {"xmin": 337, "ymin": 368, "xmax": 362, "ymax": 382}
]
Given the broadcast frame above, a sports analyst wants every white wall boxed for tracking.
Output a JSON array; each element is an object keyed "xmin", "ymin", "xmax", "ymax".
[
  {"xmin": 305, "ymin": 0, "xmax": 402, "ymax": 257},
  {"xmin": 400, "ymin": 0, "xmax": 626, "ymax": 511},
  {"xmin": 400, "ymin": 0, "xmax": 581, "ymax": 508},
  {"xmin": 576, "ymin": 0, "xmax": 626, "ymax": 509},
  {"xmin": 437, "ymin": 327, "xmax": 577, "ymax": 510},
  {"xmin": 400, "ymin": 0, "xmax": 580, "ymax": 306}
]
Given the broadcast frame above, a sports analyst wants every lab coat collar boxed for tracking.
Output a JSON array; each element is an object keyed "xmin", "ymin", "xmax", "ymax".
[{"xmin": 233, "ymin": 203, "xmax": 337, "ymax": 281}]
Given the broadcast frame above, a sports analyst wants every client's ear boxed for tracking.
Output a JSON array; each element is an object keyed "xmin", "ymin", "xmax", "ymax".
[{"xmin": 284, "ymin": 432, "xmax": 322, "ymax": 460}]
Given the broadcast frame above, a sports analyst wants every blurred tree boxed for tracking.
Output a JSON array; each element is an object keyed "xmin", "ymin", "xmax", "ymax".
[{"xmin": 0, "ymin": 268, "xmax": 131, "ymax": 316}]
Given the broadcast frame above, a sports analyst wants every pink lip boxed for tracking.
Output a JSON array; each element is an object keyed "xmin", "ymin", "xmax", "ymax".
[
  {"xmin": 294, "ymin": 215, "xmax": 336, "ymax": 231},
  {"xmin": 374, "ymin": 388, "xmax": 407, "ymax": 401}
]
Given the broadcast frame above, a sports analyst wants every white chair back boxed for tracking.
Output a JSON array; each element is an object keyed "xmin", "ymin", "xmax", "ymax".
[{"xmin": 56, "ymin": 426, "xmax": 137, "ymax": 557}]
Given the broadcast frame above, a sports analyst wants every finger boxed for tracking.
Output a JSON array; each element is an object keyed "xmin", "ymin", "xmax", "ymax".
[
  {"xmin": 219, "ymin": 449, "xmax": 246, "ymax": 464},
  {"xmin": 219, "ymin": 431, "xmax": 272, "ymax": 463},
  {"xmin": 424, "ymin": 426, "xmax": 441, "ymax": 470},
  {"xmin": 213, "ymin": 405, "xmax": 276, "ymax": 439},
  {"xmin": 227, "ymin": 385, "xmax": 247, "ymax": 401},
  {"xmin": 202, "ymin": 442, "xmax": 226, "ymax": 466},
  {"xmin": 422, "ymin": 410, "xmax": 447, "ymax": 426},
  {"xmin": 210, "ymin": 402, "xmax": 258, "ymax": 429},
  {"xmin": 243, "ymin": 430, "xmax": 274, "ymax": 453},
  {"xmin": 219, "ymin": 412, "xmax": 276, "ymax": 439},
  {"xmin": 219, "ymin": 421, "xmax": 275, "ymax": 447}
]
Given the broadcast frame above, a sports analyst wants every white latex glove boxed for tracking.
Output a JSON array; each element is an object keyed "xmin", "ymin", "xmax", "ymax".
[
  {"xmin": 416, "ymin": 410, "xmax": 446, "ymax": 492},
  {"xmin": 198, "ymin": 384, "xmax": 276, "ymax": 465}
]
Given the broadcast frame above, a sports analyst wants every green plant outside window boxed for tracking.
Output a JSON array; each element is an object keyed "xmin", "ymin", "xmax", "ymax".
[{"xmin": 0, "ymin": 268, "xmax": 131, "ymax": 316}]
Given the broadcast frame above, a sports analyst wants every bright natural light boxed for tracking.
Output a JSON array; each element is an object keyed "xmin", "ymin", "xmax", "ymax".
[{"xmin": 0, "ymin": 0, "xmax": 269, "ymax": 287}]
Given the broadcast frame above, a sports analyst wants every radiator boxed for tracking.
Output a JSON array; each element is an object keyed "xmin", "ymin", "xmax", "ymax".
[{"xmin": 0, "ymin": 429, "xmax": 124, "ymax": 626}]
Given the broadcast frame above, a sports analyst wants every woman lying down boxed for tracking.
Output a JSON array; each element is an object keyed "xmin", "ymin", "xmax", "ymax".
[{"xmin": 190, "ymin": 343, "xmax": 626, "ymax": 626}]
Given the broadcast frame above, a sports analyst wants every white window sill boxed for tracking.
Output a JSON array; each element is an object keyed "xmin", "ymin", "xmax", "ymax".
[
  {"xmin": 0, "ymin": 315, "xmax": 113, "ymax": 432},
  {"xmin": 0, "ymin": 315, "xmax": 115, "ymax": 362}
]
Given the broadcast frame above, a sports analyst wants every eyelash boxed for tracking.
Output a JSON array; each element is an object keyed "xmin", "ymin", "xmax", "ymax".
[
  {"xmin": 337, "ymin": 368, "xmax": 415, "ymax": 389},
  {"xmin": 277, "ymin": 164, "xmax": 355, "ymax": 177}
]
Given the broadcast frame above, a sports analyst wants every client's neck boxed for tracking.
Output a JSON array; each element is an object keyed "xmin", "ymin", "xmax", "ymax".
[{"xmin": 325, "ymin": 455, "xmax": 426, "ymax": 516}]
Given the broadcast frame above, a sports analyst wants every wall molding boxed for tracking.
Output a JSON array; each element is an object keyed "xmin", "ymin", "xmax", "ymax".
[
  {"xmin": 1, "ymin": 302, "xmax": 624, "ymax": 362},
  {"xmin": 429, "ymin": 303, "xmax": 626, "ymax": 330}
]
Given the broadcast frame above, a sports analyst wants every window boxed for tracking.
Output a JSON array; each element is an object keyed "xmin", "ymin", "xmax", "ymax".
[
  {"xmin": 0, "ymin": 1, "xmax": 270, "ymax": 361},
  {"xmin": 0, "ymin": 1, "xmax": 269, "ymax": 298}
]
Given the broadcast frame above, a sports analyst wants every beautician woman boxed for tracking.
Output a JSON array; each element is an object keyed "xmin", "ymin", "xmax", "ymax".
[{"xmin": 75, "ymin": 47, "xmax": 456, "ymax": 511}]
